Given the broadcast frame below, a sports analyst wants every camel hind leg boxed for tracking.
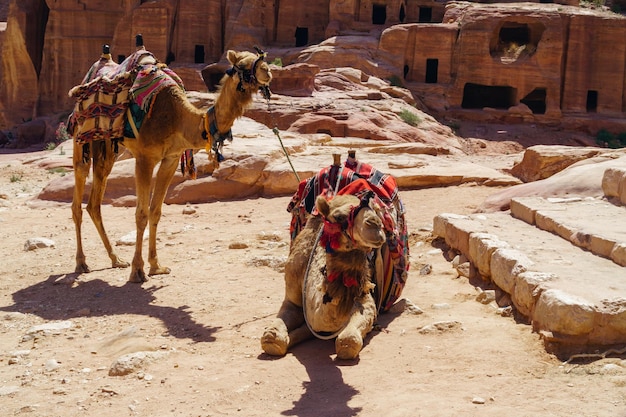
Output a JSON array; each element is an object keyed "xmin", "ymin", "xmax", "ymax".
[{"xmin": 85, "ymin": 141, "xmax": 129, "ymax": 270}]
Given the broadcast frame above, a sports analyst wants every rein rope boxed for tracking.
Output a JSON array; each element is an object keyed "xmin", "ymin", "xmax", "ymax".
[{"xmin": 266, "ymin": 98, "xmax": 300, "ymax": 183}]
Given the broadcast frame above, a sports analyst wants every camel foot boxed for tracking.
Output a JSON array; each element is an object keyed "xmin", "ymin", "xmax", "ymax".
[
  {"xmin": 75, "ymin": 263, "xmax": 91, "ymax": 274},
  {"xmin": 111, "ymin": 256, "xmax": 130, "ymax": 269},
  {"xmin": 336, "ymin": 329, "xmax": 363, "ymax": 360},
  {"xmin": 128, "ymin": 269, "xmax": 149, "ymax": 283},
  {"xmin": 261, "ymin": 327, "xmax": 289, "ymax": 357},
  {"xmin": 148, "ymin": 265, "xmax": 171, "ymax": 276}
]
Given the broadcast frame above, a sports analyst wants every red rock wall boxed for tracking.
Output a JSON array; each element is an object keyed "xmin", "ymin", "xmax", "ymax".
[
  {"xmin": 37, "ymin": 3, "xmax": 127, "ymax": 116},
  {"xmin": 443, "ymin": 4, "xmax": 565, "ymax": 119},
  {"xmin": 408, "ymin": 24, "xmax": 456, "ymax": 84},
  {"xmin": 275, "ymin": 0, "xmax": 328, "ymax": 46},
  {"xmin": 0, "ymin": 2, "xmax": 38, "ymax": 128},
  {"xmin": 562, "ymin": 14, "xmax": 626, "ymax": 115},
  {"xmin": 173, "ymin": 0, "xmax": 222, "ymax": 64}
]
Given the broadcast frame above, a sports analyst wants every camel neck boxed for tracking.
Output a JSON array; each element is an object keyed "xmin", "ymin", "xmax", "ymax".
[{"xmin": 212, "ymin": 78, "xmax": 254, "ymax": 134}]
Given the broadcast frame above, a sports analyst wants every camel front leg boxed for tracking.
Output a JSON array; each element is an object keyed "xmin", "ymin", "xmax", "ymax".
[
  {"xmin": 261, "ymin": 299, "xmax": 310, "ymax": 356},
  {"xmin": 146, "ymin": 155, "xmax": 179, "ymax": 276},
  {"xmin": 86, "ymin": 142, "xmax": 130, "ymax": 270},
  {"xmin": 335, "ymin": 294, "xmax": 377, "ymax": 360},
  {"xmin": 72, "ymin": 143, "xmax": 91, "ymax": 274},
  {"xmin": 129, "ymin": 157, "xmax": 156, "ymax": 283}
]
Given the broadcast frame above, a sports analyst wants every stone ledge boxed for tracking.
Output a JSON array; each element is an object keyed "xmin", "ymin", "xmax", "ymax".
[
  {"xmin": 511, "ymin": 196, "xmax": 626, "ymax": 266},
  {"xmin": 602, "ymin": 167, "xmax": 626, "ymax": 205},
  {"xmin": 433, "ymin": 211, "xmax": 626, "ymax": 352}
]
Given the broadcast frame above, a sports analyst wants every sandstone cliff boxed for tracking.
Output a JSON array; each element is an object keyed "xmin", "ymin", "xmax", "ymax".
[{"xmin": 3, "ymin": 0, "xmax": 626, "ymax": 145}]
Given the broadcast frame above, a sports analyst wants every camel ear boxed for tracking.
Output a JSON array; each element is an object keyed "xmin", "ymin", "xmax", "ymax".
[
  {"xmin": 316, "ymin": 195, "xmax": 331, "ymax": 218},
  {"xmin": 227, "ymin": 50, "xmax": 238, "ymax": 65}
]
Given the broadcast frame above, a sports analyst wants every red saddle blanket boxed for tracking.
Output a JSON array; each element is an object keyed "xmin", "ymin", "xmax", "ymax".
[{"xmin": 287, "ymin": 156, "xmax": 409, "ymax": 313}]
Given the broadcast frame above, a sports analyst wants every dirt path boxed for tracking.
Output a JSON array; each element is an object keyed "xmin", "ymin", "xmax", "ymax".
[{"xmin": 0, "ymin": 155, "xmax": 625, "ymax": 417}]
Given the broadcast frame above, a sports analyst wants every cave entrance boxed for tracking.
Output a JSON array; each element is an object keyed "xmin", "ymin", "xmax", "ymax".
[
  {"xmin": 500, "ymin": 25, "xmax": 530, "ymax": 45},
  {"xmin": 520, "ymin": 88, "xmax": 546, "ymax": 114},
  {"xmin": 491, "ymin": 22, "xmax": 544, "ymax": 62},
  {"xmin": 372, "ymin": 4, "xmax": 386, "ymax": 25},
  {"xmin": 194, "ymin": 45, "xmax": 205, "ymax": 64},
  {"xmin": 425, "ymin": 59, "xmax": 438, "ymax": 83},
  {"xmin": 399, "ymin": 4, "xmax": 406, "ymax": 22},
  {"xmin": 587, "ymin": 90, "xmax": 598, "ymax": 112},
  {"xmin": 295, "ymin": 27, "xmax": 308, "ymax": 47},
  {"xmin": 418, "ymin": 7, "xmax": 432, "ymax": 23},
  {"xmin": 462, "ymin": 83, "xmax": 517, "ymax": 109}
]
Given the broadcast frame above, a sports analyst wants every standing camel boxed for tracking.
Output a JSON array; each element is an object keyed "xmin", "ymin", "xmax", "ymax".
[{"xmin": 70, "ymin": 48, "xmax": 272, "ymax": 283}]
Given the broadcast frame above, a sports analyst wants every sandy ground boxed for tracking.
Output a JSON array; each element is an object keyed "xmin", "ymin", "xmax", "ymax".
[{"xmin": 0, "ymin": 148, "xmax": 625, "ymax": 417}]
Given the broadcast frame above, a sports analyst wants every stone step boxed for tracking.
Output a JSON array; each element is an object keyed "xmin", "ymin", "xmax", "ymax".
[
  {"xmin": 433, "ymin": 208, "xmax": 626, "ymax": 354},
  {"xmin": 511, "ymin": 196, "xmax": 626, "ymax": 267}
]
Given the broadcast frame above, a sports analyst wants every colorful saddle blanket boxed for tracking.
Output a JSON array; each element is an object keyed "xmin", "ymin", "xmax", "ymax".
[
  {"xmin": 67, "ymin": 49, "xmax": 184, "ymax": 145},
  {"xmin": 287, "ymin": 157, "xmax": 409, "ymax": 313}
]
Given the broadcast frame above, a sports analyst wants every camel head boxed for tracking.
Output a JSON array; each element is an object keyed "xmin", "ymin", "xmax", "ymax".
[
  {"xmin": 316, "ymin": 192, "xmax": 386, "ymax": 253},
  {"xmin": 225, "ymin": 48, "xmax": 272, "ymax": 99}
]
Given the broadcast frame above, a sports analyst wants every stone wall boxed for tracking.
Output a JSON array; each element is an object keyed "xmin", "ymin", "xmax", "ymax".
[
  {"xmin": 562, "ymin": 13, "xmax": 626, "ymax": 115},
  {"xmin": 5, "ymin": 0, "xmax": 626, "ymax": 138},
  {"xmin": 393, "ymin": 2, "xmax": 626, "ymax": 131}
]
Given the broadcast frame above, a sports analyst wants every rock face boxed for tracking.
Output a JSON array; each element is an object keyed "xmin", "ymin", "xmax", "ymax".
[{"xmin": 2, "ymin": 0, "xmax": 626, "ymax": 138}]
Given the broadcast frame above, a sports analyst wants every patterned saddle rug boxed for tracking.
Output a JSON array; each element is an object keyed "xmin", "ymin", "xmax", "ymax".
[
  {"xmin": 287, "ymin": 155, "xmax": 410, "ymax": 313},
  {"xmin": 66, "ymin": 48, "xmax": 184, "ymax": 158}
]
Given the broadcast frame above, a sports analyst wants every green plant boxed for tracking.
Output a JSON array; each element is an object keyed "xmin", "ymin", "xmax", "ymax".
[
  {"xmin": 388, "ymin": 75, "xmax": 403, "ymax": 88},
  {"xmin": 10, "ymin": 174, "xmax": 22, "ymax": 183},
  {"xmin": 446, "ymin": 120, "xmax": 461, "ymax": 133},
  {"xmin": 45, "ymin": 142, "xmax": 57, "ymax": 151},
  {"xmin": 398, "ymin": 109, "xmax": 421, "ymax": 127},
  {"xmin": 596, "ymin": 129, "xmax": 626, "ymax": 149},
  {"xmin": 47, "ymin": 167, "xmax": 68, "ymax": 176},
  {"xmin": 270, "ymin": 57, "xmax": 283, "ymax": 67}
]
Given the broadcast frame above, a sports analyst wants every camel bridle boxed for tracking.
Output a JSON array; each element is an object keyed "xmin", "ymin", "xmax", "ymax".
[
  {"xmin": 226, "ymin": 46, "xmax": 272, "ymax": 99},
  {"xmin": 201, "ymin": 106, "xmax": 232, "ymax": 163},
  {"xmin": 320, "ymin": 191, "xmax": 377, "ymax": 254}
]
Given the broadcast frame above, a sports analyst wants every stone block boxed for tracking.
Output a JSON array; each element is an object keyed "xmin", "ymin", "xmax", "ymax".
[
  {"xmin": 510, "ymin": 198, "xmax": 536, "ymax": 225},
  {"xmin": 535, "ymin": 211, "xmax": 576, "ymax": 242},
  {"xmin": 490, "ymin": 248, "xmax": 534, "ymax": 294},
  {"xmin": 512, "ymin": 271, "xmax": 557, "ymax": 318},
  {"xmin": 533, "ymin": 289, "xmax": 595, "ymax": 337},
  {"xmin": 601, "ymin": 167, "xmax": 625, "ymax": 198},
  {"xmin": 443, "ymin": 216, "xmax": 472, "ymax": 258},
  {"xmin": 468, "ymin": 232, "xmax": 509, "ymax": 278},
  {"xmin": 610, "ymin": 243, "xmax": 626, "ymax": 267},
  {"xmin": 589, "ymin": 234, "xmax": 618, "ymax": 259}
]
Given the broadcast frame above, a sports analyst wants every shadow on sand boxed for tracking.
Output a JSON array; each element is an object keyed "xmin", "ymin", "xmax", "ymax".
[
  {"xmin": 259, "ymin": 309, "xmax": 402, "ymax": 417},
  {"xmin": 0, "ymin": 271, "xmax": 218, "ymax": 343}
]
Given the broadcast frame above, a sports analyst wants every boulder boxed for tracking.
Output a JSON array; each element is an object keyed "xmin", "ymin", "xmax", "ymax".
[{"xmin": 510, "ymin": 145, "xmax": 612, "ymax": 182}]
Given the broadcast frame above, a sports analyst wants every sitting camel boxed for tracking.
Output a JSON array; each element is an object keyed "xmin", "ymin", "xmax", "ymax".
[
  {"xmin": 262, "ymin": 189, "xmax": 387, "ymax": 359},
  {"xmin": 70, "ymin": 47, "xmax": 272, "ymax": 283}
]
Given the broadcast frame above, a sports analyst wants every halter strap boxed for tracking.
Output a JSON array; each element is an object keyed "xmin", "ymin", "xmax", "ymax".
[{"xmin": 202, "ymin": 106, "xmax": 232, "ymax": 162}]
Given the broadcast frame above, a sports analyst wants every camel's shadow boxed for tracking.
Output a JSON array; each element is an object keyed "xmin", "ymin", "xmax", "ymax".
[
  {"xmin": 271, "ymin": 309, "xmax": 402, "ymax": 417},
  {"xmin": 0, "ymin": 272, "xmax": 218, "ymax": 343}
]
